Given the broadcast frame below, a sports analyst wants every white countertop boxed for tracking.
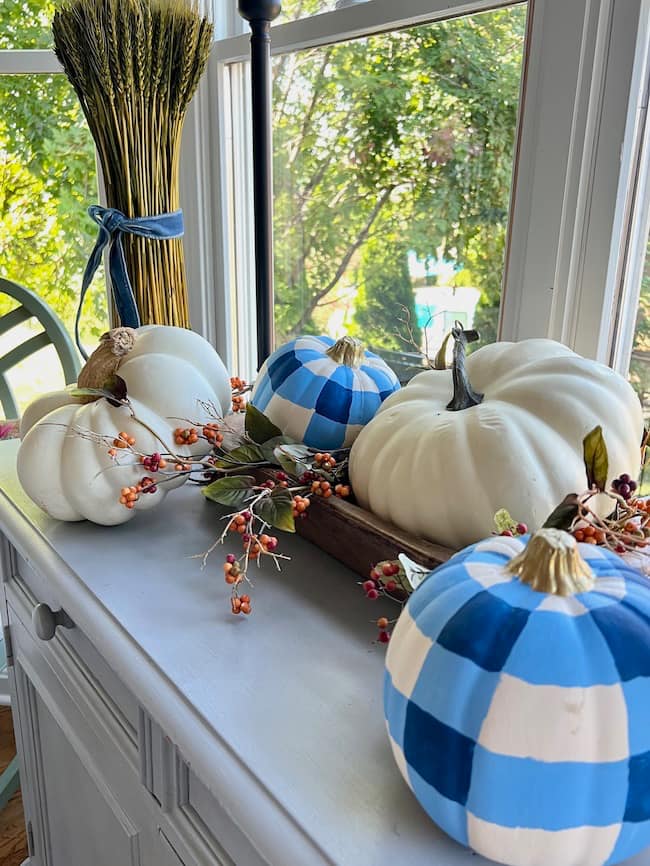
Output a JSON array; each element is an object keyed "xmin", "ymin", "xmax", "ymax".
[{"xmin": 0, "ymin": 439, "xmax": 648, "ymax": 866}]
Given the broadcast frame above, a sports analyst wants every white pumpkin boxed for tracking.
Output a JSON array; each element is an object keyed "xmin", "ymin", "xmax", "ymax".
[
  {"xmin": 18, "ymin": 397, "xmax": 188, "ymax": 524},
  {"xmin": 17, "ymin": 325, "xmax": 231, "ymax": 525},
  {"xmin": 349, "ymin": 330, "xmax": 643, "ymax": 549},
  {"xmin": 21, "ymin": 325, "xmax": 231, "ymax": 453}
]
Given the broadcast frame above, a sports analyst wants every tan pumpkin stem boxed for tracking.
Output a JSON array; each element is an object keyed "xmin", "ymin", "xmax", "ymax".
[
  {"xmin": 76, "ymin": 327, "xmax": 138, "ymax": 399},
  {"xmin": 326, "ymin": 336, "xmax": 365, "ymax": 368},
  {"xmin": 506, "ymin": 529, "xmax": 595, "ymax": 596}
]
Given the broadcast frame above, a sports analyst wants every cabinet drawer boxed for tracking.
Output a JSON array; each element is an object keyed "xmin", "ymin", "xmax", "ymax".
[{"xmin": 7, "ymin": 547, "xmax": 139, "ymax": 746}]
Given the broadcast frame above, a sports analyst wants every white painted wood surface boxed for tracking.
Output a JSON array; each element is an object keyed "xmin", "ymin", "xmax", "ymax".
[{"xmin": 1, "ymin": 439, "xmax": 649, "ymax": 866}]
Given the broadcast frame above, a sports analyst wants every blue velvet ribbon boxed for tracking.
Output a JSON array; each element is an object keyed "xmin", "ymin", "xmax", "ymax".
[{"xmin": 76, "ymin": 205, "xmax": 185, "ymax": 359}]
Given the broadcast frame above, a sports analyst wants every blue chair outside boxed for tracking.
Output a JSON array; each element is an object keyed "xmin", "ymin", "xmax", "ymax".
[
  {"xmin": 0, "ymin": 277, "xmax": 80, "ymax": 811},
  {"xmin": 0, "ymin": 277, "xmax": 81, "ymax": 420}
]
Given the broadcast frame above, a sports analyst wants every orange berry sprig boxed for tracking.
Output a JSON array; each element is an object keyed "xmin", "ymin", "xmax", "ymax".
[
  {"xmin": 202, "ymin": 423, "xmax": 224, "ymax": 446},
  {"xmin": 361, "ymin": 560, "xmax": 409, "ymax": 644},
  {"xmin": 174, "ymin": 427, "xmax": 199, "ymax": 446},
  {"xmin": 292, "ymin": 495, "xmax": 310, "ymax": 518},
  {"xmin": 231, "ymin": 376, "xmax": 249, "ymax": 413},
  {"xmin": 118, "ymin": 475, "xmax": 159, "ymax": 509},
  {"xmin": 314, "ymin": 452, "xmax": 337, "ymax": 470},
  {"xmin": 108, "ymin": 430, "xmax": 136, "ymax": 457}
]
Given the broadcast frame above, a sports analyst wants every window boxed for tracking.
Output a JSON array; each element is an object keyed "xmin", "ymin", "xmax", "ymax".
[
  {"xmin": 209, "ymin": 0, "xmax": 650, "ymax": 381},
  {"xmin": 0, "ymin": 3, "xmax": 107, "ymax": 412},
  {"xmin": 271, "ymin": 4, "xmax": 526, "ymax": 365}
]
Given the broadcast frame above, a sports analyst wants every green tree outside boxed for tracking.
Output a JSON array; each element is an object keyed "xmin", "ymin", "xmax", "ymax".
[
  {"xmin": 272, "ymin": 3, "xmax": 527, "ymax": 351},
  {"xmin": 0, "ymin": 1, "xmax": 107, "ymax": 345}
]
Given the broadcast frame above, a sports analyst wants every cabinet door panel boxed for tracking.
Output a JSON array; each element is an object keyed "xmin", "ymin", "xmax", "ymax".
[{"xmin": 34, "ymin": 687, "xmax": 141, "ymax": 866}]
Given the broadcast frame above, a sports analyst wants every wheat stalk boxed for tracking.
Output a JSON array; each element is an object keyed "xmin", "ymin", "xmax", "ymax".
[{"xmin": 52, "ymin": 0, "xmax": 214, "ymax": 329}]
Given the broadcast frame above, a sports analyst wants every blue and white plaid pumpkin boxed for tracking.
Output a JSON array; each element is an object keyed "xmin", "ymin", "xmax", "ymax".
[
  {"xmin": 250, "ymin": 335, "xmax": 400, "ymax": 450},
  {"xmin": 385, "ymin": 531, "xmax": 650, "ymax": 866}
]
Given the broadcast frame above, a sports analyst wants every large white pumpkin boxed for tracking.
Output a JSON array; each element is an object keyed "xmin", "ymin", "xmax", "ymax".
[
  {"xmin": 18, "ymin": 325, "xmax": 231, "ymax": 525},
  {"xmin": 349, "ymin": 332, "xmax": 643, "ymax": 549}
]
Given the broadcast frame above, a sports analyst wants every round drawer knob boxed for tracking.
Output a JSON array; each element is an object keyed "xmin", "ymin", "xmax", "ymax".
[{"xmin": 32, "ymin": 604, "xmax": 74, "ymax": 642}]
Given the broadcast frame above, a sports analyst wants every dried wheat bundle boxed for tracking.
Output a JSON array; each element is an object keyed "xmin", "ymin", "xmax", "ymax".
[{"xmin": 53, "ymin": 0, "xmax": 213, "ymax": 327}]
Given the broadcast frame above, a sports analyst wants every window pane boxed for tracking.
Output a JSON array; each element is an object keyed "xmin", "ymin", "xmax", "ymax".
[
  {"xmin": 272, "ymin": 4, "xmax": 527, "ymax": 372},
  {"xmin": 0, "ymin": 0, "xmax": 55, "ymax": 49},
  {"xmin": 0, "ymin": 73, "xmax": 107, "ymax": 413},
  {"xmin": 279, "ymin": 0, "xmax": 339, "ymax": 23}
]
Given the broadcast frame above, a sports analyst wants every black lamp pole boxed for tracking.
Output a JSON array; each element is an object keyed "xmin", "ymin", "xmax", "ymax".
[{"xmin": 238, "ymin": 0, "xmax": 281, "ymax": 369}]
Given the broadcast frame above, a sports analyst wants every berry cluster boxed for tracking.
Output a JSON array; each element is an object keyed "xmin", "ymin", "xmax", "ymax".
[
  {"xmin": 174, "ymin": 427, "xmax": 199, "ymax": 446},
  {"xmin": 108, "ymin": 431, "xmax": 135, "ymax": 457},
  {"xmin": 611, "ymin": 473, "xmax": 638, "ymax": 501},
  {"xmin": 361, "ymin": 560, "xmax": 405, "ymax": 643},
  {"xmin": 572, "ymin": 524, "xmax": 606, "ymax": 545},
  {"xmin": 202, "ymin": 423, "xmax": 224, "ymax": 446},
  {"xmin": 231, "ymin": 595, "xmax": 251, "ymax": 616},
  {"xmin": 119, "ymin": 476, "xmax": 158, "ymax": 509},
  {"xmin": 311, "ymin": 480, "xmax": 332, "ymax": 498},
  {"xmin": 334, "ymin": 483, "xmax": 351, "ymax": 498},
  {"xmin": 314, "ymin": 452, "xmax": 337, "ymax": 469},
  {"xmin": 141, "ymin": 452, "xmax": 167, "ymax": 472},
  {"xmin": 231, "ymin": 376, "xmax": 247, "ymax": 413},
  {"xmin": 292, "ymin": 495, "xmax": 310, "ymax": 518},
  {"xmin": 173, "ymin": 461, "xmax": 193, "ymax": 472}
]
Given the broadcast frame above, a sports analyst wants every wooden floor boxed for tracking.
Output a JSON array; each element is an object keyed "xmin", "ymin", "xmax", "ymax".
[{"xmin": 0, "ymin": 707, "xmax": 27, "ymax": 866}]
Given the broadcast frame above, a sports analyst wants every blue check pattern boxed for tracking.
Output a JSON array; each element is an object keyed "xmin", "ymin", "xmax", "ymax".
[
  {"xmin": 384, "ymin": 536, "xmax": 650, "ymax": 866},
  {"xmin": 251, "ymin": 335, "xmax": 400, "ymax": 450}
]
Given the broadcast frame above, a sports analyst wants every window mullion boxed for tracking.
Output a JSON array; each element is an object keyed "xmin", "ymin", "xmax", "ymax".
[
  {"xmin": 0, "ymin": 49, "xmax": 61, "ymax": 74},
  {"xmin": 214, "ymin": 0, "xmax": 524, "ymax": 62}
]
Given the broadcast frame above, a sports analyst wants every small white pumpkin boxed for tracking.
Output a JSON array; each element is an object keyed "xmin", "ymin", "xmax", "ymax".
[
  {"xmin": 18, "ymin": 325, "xmax": 231, "ymax": 525},
  {"xmin": 349, "ymin": 327, "xmax": 643, "ymax": 549},
  {"xmin": 21, "ymin": 325, "xmax": 231, "ymax": 453}
]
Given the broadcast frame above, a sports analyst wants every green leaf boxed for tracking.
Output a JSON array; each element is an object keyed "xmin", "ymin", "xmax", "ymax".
[
  {"xmin": 542, "ymin": 494, "xmax": 580, "ymax": 531},
  {"xmin": 213, "ymin": 443, "xmax": 267, "ymax": 469},
  {"xmin": 257, "ymin": 488, "xmax": 296, "ymax": 533},
  {"xmin": 260, "ymin": 436, "xmax": 295, "ymax": 463},
  {"xmin": 493, "ymin": 508, "xmax": 517, "ymax": 534},
  {"xmin": 583, "ymin": 426, "xmax": 609, "ymax": 491},
  {"xmin": 245, "ymin": 403, "xmax": 283, "ymax": 444},
  {"xmin": 274, "ymin": 443, "xmax": 312, "ymax": 478},
  {"xmin": 68, "ymin": 387, "xmax": 109, "ymax": 400},
  {"xmin": 202, "ymin": 475, "xmax": 256, "ymax": 507}
]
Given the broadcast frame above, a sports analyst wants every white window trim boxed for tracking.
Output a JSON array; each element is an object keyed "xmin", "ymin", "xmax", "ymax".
[
  {"xmin": 5, "ymin": 1, "xmax": 650, "ymax": 377},
  {"xmin": 201, "ymin": 0, "xmax": 650, "ymax": 375}
]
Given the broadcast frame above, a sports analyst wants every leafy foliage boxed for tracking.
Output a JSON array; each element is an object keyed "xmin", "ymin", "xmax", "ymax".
[
  {"xmin": 257, "ymin": 487, "xmax": 296, "ymax": 533},
  {"xmin": 202, "ymin": 476, "xmax": 257, "ymax": 508},
  {"xmin": 583, "ymin": 425, "xmax": 609, "ymax": 492},
  {"xmin": 0, "ymin": 0, "xmax": 108, "ymax": 345},
  {"xmin": 273, "ymin": 3, "xmax": 527, "ymax": 345},
  {"xmin": 245, "ymin": 403, "xmax": 283, "ymax": 444}
]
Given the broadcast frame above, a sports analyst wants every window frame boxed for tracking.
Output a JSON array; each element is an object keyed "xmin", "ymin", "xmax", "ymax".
[
  {"xmin": 3, "ymin": 0, "xmax": 649, "ymax": 378},
  {"xmin": 205, "ymin": 0, "xmax": 650, "ymax": 376}
]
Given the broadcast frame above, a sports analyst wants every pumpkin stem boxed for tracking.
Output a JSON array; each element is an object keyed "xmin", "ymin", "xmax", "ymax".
[
  {"xmin": 77, "ymin": 327, "xmax": 138, "ymax": 398},
  {"xmin": 446, "ymin": 321, "xmax": 483, "ymax": 411},
  {"xmin": 506, "ymin": 529, "xmax": 595, "ymax": 596},
  {"xmin": 326, "ymin": 336, "xmax": 365, "ymax": 368}
]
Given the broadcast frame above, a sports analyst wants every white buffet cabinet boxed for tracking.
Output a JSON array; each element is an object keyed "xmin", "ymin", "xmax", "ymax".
[{"xmin": 0, "ymin": 438, "xmax": 649, "ymax": 866}]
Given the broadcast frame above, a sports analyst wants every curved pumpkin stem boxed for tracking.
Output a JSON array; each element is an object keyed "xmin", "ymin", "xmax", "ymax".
[
  {"xmin": 507, "ymin": 529, "xmax": 595, "ymax": 596},
  {"xmin": 326, "ymin": 335, "xmax": 365, "ymax": 368},
  {"xmin": 77, "ymin": 327, "xmax": 138, "ymax": 393},
  {"xmin": 446, "ymin": 321, "xmax": 483, "ymax": 411}
]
